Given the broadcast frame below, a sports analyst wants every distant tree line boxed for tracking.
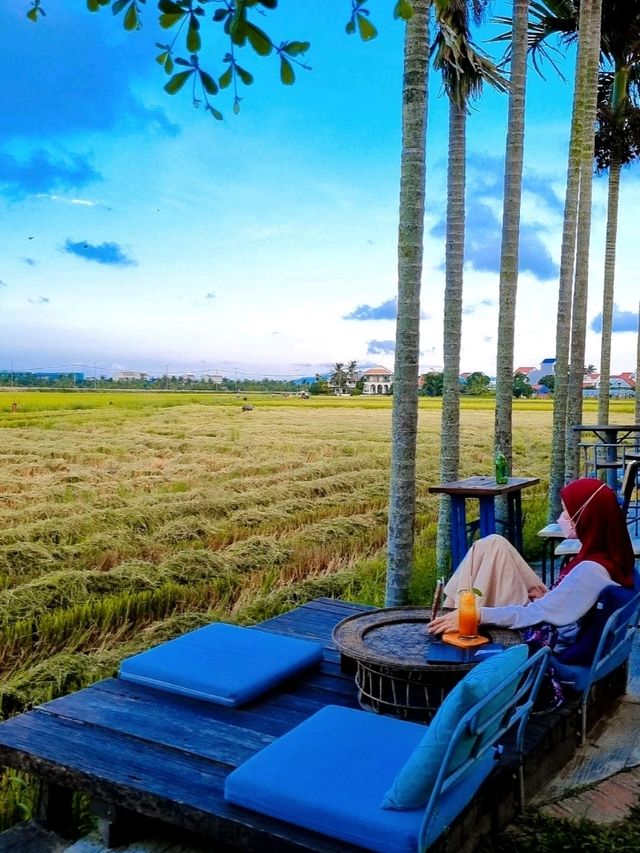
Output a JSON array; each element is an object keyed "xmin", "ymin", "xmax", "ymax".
[
  {"xmin": 419, "ymin": 370, "xmax": 554, "ymax": 398},
  {"xmin": 0, "ymin": 372, "xmax": 301, "ymax": 393}
]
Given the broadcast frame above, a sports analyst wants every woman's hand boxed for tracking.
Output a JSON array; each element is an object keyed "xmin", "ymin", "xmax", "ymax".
[
  {"xmin": 427, "ymin": 610, "xmax": 458, "ymax": 635},
  {"xmin": 528, "ymin": 583, "xmax": 547, "ymax": 601}
]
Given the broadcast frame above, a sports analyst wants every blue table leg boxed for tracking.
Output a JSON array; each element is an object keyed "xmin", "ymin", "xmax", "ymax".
[
  {"xmin": 450, "ymin": 496, "xmax": 468, "ymax": 571},
  {"xmin": 507, "ymin": 492, "xmax": 523, "ymax": 553},
  {"xmin": 605, "ymin": 432, "xmax": 619, "ymax": 491},
  {"xmin": 478, "ymin": 496, "xmax": 496, "ymax": 539}
]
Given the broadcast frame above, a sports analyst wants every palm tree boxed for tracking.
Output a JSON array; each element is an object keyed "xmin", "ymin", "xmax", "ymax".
[
  {"xmin": 564, "ymin": 0, "xmax": 603, "ymax": 482},
  {"xmin": 431, "ymin": 0, "xmax": 507, "ymax": 574},
  {"xmin": 521, "ymin": 0, "xmax": 603, "ymax": 511},
  {"xmin": 493, "ymin": 0, "xmax": 531, "ymax": 483},
  {"xmin": 595, "ymin": 62, "xmax": 640, "ymax": 423},
  {"xmin": 636, "ymin": 301, "xmax": 640, "ymax": 423},
  {"xmin": 330, "ymin": 362, "xmax": 346, "ymax": 394},
  {"xmin": 385, "ymin": 0, "xmax": 429, "ymax": 606}
]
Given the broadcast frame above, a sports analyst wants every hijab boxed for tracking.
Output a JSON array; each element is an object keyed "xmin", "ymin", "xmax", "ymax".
[{"xmin": 559, "ymin": 477, "xmax": 635, "ymax": 587}]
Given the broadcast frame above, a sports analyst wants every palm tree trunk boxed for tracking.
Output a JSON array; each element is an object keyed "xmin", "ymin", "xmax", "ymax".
[
  {"xmin": 385, "ymin": 0, "xmax": 429, "ymax": 606},
  {"xmin": 436, "ymin": 98, "xmax": 465, "ymax": 576},
  {"xmin": 494, "ymin": 0, "xmax": 529, "ymax": 474},
  {"xmin": 597, "ymin": 149, "xmax": 621, "ymax": 425},
  {"xmin": 565, "ymin": 0, "xmax": 603, "ymax": 482},
  {"xmin": 548, "ymin": 0, "xmax": 595, "ymax": 519},
  {"xmin": 635, "ymin": 300, "xmax": 640, "ymax": 424}
]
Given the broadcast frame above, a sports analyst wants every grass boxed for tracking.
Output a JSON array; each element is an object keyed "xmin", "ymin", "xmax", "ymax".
[
  {"xmin": 0, "ymin": 391, "xmax": 636, "ymax": 835},
  {"xmin": 483, "ymin": 805, "xmax": 640, "ymax": 852}
]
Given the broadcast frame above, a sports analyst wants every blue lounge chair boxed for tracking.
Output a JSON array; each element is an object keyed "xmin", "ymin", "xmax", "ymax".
[
  {"xmin": 552, "ymin": 585, "xmax": 640, "ymax": 745},
  {"xmin": 225, "ymin": 646, "xmax": 549, "ymax": 852}
]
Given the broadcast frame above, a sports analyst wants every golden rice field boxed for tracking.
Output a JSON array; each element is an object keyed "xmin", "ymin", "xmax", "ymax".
[{"xmin": 0, "ymin": 390, "xmax": 635, "ymax": 829}]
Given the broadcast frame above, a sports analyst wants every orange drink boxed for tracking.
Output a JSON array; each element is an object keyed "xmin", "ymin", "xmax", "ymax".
[{"xmin": 458, "ymin": 589, "xmax": 479, "ymax": 640}]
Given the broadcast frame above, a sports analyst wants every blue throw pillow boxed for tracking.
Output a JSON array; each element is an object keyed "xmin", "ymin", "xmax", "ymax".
[{"xmin": 381, "ymin": 644, "xmax": 528, "ymax": 810}]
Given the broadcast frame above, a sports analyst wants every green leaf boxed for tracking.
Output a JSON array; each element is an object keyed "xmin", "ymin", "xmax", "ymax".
[
  {"xmin": 356, "ymin": 13, "xmax": 377, "ymax": 41},
  {"xmin": 124, "ymin": 3, "xmax": 139, "ymax": 31},
  {"xmin": 345, "ymin": 19, "xmax": 356, "ymax": 35},
  {"xmin": 199, "ymin": 71, "xmax": 218, "ymax": 95},
  {"xmin": 26, "ymin": 7, "xmax": 39, "ymax": 22},
  {"xmin": 246, "ymin": 23, "xmax": 272, "ymax": 56},
  {"xmin": 164, "ymin": 69, "xmax": 194, "ymax": 95},
  {"xmin": 213, "ymin": 8, "xmax": 227, "ymax": 22},
  {"xmin": 229, "ymin": 7, "xmax": 247, "ymax": 45},
  {"xmin": 164, "ymin": 56, "xmax": 174, "ymax": 75},
  {"xmin": 280, "ymin": 55, "xmax": 294, "ymax": 86},
  {"xmin": 236, "ymin": 65, "xmax": 254, "ymax": 86},
  {"xmin": 207, "ymin": 105, "xmax": 223, "ymax": 121},
  {"xmin": 218, "ymin": 66, "xmax": 233, "ymax": 89},
  {"xmin": 160, "ymin": 11, "xmax": 185, "ymax": 28},
  {"xmin": 393, "ymin": 0, "xmax": 413, "ymax": 20},
  {"xmin": 112, "ymin": 0, "xmax": 129, "ymax": 14},
  {"xmin": 282, "ymin": 40, "xmax": 309, "ymax": 57},
  {"xmin": 158, "ymin": 0, "xmax": 184, "ymax": 12},
  {"xmin": 186, "ymin": 20, "xmax": 201, "ymax": 52},
  {"xmin": 155, "ymin": 51, "xmax": 168, "ymax": 66}
]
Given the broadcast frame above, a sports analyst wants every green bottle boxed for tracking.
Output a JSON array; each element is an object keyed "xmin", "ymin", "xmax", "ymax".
[{"xmin": 495, "ymin": 451, "xmax": 509, "ymax": 484}]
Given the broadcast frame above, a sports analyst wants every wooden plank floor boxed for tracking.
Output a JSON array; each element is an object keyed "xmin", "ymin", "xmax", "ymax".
[
  {"xmin": 0, "ymin": 597, "xmax": 627, "ymax": 853},
  {"xmin": 0, "ymin": 599, "xmax": 373, "ymax": 853}
]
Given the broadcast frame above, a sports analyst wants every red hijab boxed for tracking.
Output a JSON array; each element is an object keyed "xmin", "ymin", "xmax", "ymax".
[{"xmin": 559, "ymin": 478, "xmax": 635, "ymax": 587}]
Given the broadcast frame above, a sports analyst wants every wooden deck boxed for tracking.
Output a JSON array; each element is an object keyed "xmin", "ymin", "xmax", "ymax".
[{"xmin": 0, "ymin": 598, "xmax": 628, "ymax": 853}]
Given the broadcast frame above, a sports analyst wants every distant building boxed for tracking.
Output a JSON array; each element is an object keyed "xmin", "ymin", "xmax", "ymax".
[
  {"xmin": 33, "ymin": 371, "xmax": 85, "ymax": 382},
  {"xmin": 592, "ymin": 374, "xmax": 636, "ymax": 398},
  {"xmin": 114, "ymin": 371, "xmax": 148, "ymax": 381},
  {"xmin": 361, "ymin": 366, "xmax": 393, "ymax": 395},
  {"xmin": 202, "ymin": 373, "xmax": 224, "ymax": 385},
  {"xmin": 526, "ymin": 358, "xmax": 556, "ymax": 386}
]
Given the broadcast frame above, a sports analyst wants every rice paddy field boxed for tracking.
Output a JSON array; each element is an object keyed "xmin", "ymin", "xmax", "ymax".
[{"xmin": 0, "ymin": 389, "xmax": 636, "ymax": 831}]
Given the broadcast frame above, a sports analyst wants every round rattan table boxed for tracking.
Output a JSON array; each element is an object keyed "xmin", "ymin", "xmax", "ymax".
[{"xmin": 332, "ymin": 607, "xmax": 521, "ymax": 723}]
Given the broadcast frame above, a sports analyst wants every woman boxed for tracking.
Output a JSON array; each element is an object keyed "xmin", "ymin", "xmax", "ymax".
[{"xmin": 428, "ymin": 478, "xmax": 635, "ymax": 643}]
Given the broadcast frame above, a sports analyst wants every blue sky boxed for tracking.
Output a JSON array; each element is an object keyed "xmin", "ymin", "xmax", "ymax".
[{"xmin": 1, "ymin": 1, "xmax": 638, "ymax": 380}]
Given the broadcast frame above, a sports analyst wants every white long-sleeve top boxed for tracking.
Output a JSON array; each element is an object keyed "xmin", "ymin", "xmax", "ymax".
[{"xmin": 480, "ymin": 561, "xmax": 615, "ymax": 629}]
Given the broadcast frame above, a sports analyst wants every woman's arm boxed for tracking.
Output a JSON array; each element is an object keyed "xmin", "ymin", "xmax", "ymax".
[{"xmin": 480, "ymin": 561, "xmax": 613, "ymax": 629}]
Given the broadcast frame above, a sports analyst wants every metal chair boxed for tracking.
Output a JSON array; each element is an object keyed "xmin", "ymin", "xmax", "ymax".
[
  {"xmin": 552, "ymin": 587, "xmax": 640, "ymax": 744},
  {"xmin": 620, "ymin": 459, "xmax": 640, "ymax": 536}
]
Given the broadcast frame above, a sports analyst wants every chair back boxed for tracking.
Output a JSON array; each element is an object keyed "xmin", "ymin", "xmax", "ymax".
[
  {"xmin": 621, "ymin": 460, "xmax": 640, "ymax": 517},
  {"xmin": 588, "ymin": 589, "xmax": 640, "ymax": 686},
  {"xmin": 419, "ymin": 647, "xmax": 549, "ymax": 851}
]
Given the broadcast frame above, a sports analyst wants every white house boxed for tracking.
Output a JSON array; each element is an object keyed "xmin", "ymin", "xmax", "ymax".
[
  {"xmin": 361, "ymin": 366, "xmax": 393, "ymax": 395},
  {"xmin": 114, "ymin": 371, "xmax": 148, "ymax": 381}
]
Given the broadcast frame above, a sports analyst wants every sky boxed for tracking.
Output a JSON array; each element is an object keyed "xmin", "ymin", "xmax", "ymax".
[{"xmin": 1, "ymin": 1, "xmax": 638, "ymax": 381}]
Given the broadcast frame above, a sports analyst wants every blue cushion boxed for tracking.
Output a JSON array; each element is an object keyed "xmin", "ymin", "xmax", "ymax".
[
  {"xmin": 119, "ymin": 623, "xmax": 323, "ymax": 707},
  {"xmin": 382, "ymin": 644, "xmax": 528, "ymax": 810},
  {"xmin": 224, "ymin": 705, "xmax": 496, "ymax": 853}
]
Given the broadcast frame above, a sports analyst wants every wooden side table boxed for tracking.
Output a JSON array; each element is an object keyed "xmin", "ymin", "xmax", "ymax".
[
  {"xmin": 332, "ymin": 607, "xmax": 521, "ymax": 722},
  {"xmin": 429, "ymin": 476, "xmax": 540, "ymax": 570}
]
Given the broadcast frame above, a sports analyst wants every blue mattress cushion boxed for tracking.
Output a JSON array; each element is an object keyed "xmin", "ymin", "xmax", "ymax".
[
  {"xmin": 119, "ymin": 623, "xmax": 323, "ymax": 707},
  {"xmin": 382, "ymin": 644, "xmax": 528, "ymax": 810},
  {"xmin": 224, "ymin": 704, "xmax": 497, "ymax": 853}
]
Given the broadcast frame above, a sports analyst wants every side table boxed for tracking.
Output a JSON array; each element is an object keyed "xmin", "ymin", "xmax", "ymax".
[
  {"xmin": 429, "ymin": 476, "xmax": 540, "ymax": 570},
  {"xmin": 332, "ymin": 607, "xmax": 521, "ymax": 723}
]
